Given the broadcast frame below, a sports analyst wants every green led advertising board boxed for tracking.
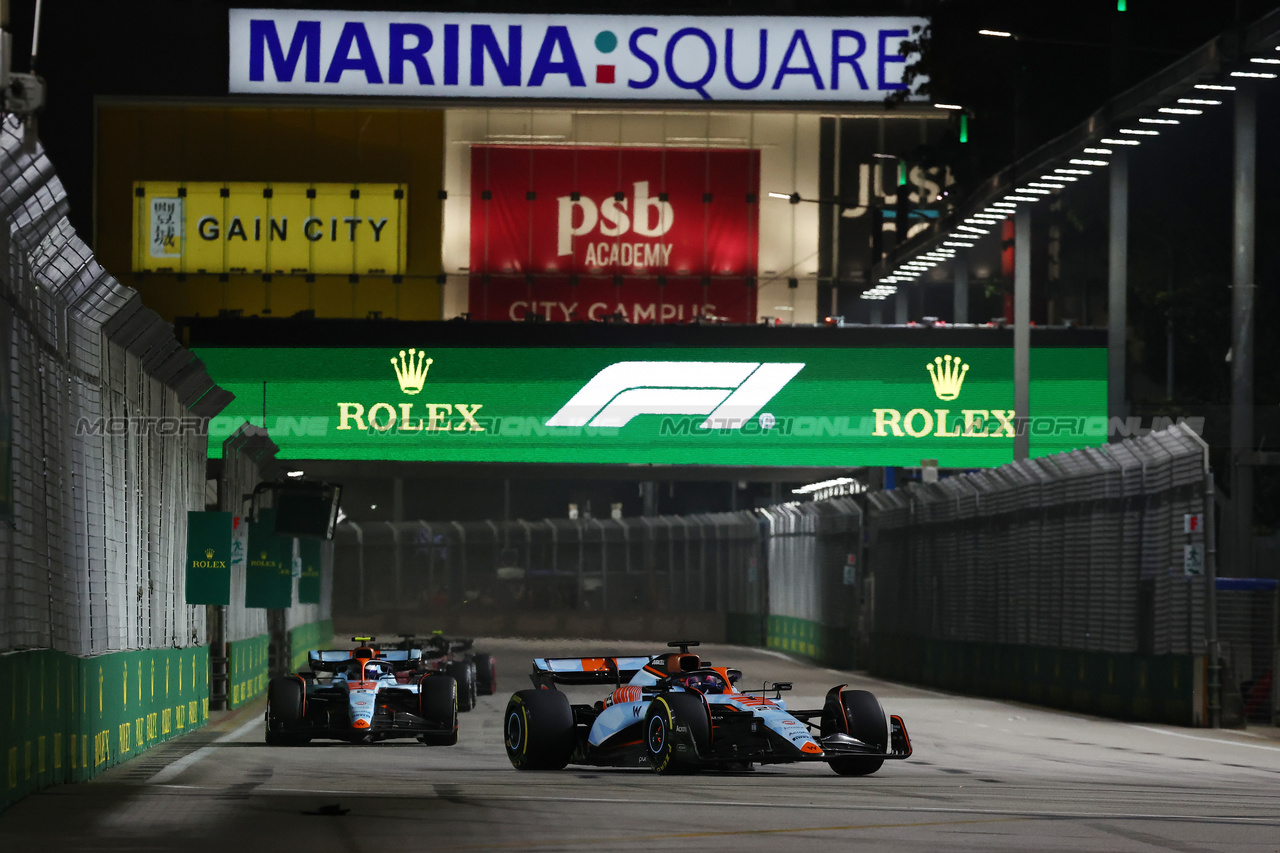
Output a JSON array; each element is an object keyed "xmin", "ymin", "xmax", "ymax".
[{"xmin": 195, "ymin": 346, "xmax": 1106, "ymax": 468}]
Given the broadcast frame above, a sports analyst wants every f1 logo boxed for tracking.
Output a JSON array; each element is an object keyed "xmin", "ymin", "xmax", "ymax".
[{"xmin": 545, "ymin": 361, "xmax": 804, "ymax": 430}]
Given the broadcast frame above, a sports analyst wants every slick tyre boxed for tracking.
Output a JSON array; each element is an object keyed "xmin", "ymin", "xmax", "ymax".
[
  {"xmin": 473, "ymin": 654, "xmax": 498, "ymax": 696},
  {"xmin": 505, "ymin": 689, "xmax": 575, "ymax": 771},
  {"xmin": 826, "ymin": 688, "xmax": 887, "ymax": 777},
  {"xmin": 265, "ymin": 676, "xmax": 305, "ymax": 745},
  {"xmin": 644, "ymin": 692, "xmax": 710, "ymax": 775},
  {"xmin": 418, "ymin": 675, "xmax": 459, "ymax": 746},
  {"xmin": 448, "ymin": 660, "xmax": 477, "ymax": 712}
]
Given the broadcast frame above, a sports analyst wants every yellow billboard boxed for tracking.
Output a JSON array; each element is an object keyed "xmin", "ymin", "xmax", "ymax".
[{"xmin": 131, "ymin": 181, "xmax": 408, "ymax": 275}]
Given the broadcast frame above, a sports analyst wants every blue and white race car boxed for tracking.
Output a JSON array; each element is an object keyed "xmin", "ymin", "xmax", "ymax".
[
  {"xmin": 266, "ymin": 642, "xmax": 458, "ymax": 745},
  {"xmin": 503, "ymin": 642, "xmax": 911, "ymax": 775}
]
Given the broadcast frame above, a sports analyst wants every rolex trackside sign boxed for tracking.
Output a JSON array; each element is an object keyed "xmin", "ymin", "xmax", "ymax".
[{"xmin": 196, "ymin": 345, "xmax": 1107, "ymax": 468}]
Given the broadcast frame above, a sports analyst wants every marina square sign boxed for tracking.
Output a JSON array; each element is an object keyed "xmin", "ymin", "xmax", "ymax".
[
  {"xmin": 196, "ymin": 345, "xmax": 1105, "ymax": 467},
  {"xmin": 229, "ymin": 10, "xmax": 927, "ymax": 102}
]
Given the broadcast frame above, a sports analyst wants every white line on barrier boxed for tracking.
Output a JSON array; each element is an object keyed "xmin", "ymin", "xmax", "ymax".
[{"xmin": 148, "ymin": 715, "xmax": 263, "ymax": 784}]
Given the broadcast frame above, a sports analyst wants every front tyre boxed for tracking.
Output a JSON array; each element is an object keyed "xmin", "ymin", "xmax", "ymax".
[
  {"xmin": 825, "ymin": 688, "xmax": 887, "ymax": 777},
  {"xmin": 265, "ymin": 676, "xmax": 306, "ymax": 745},
  {"xmin": 418, "ymin": 675, "xmax": 459, "ymax": 746},
  {"xmin": 505, "ymin": 690, "xmax": 575, "ymax": 770},
  {"xmin": 644, "ymin": 692, "xmax": 710, "ymax": 775},
  {"xmin": 473, "ymin": 654, "xmax": 498, "ymax": 695},
  {"xmin": 448, "ymin": 660, "xmax": 477, "ymax": 712}
]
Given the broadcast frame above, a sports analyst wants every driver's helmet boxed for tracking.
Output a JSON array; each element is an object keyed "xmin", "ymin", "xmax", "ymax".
[
  {"xmin": 361, "ymin": 661, "xmax": 388, "ymax": 681},
  {"xmin": 680, "ymin": 672, "xmax": 723, "ymax": 694}
]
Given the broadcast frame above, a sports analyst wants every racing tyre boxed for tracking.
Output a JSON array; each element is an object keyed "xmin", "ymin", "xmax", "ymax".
[
  {"xmin": 825, "ymin": 688, "xmax": 887, "ymax": 777},
  {"xmin": 448, "ymin": 660, "xmax": 477, "ymax": 712},
  {"xmin": 644, "ymin": 692, "xmax": 710, "ymax": 775},
  {"xmin": 265, "ymin": 676, "xmax": 306, "ymax": 745},
  {"xmin": 473, "ymin": 654, "xmax": 498, "ymax": 696},
  {"xmin": 418, "ymin": 675, "xmax": 459, "ymax": 746},
  {"xmin": 505, "ymin": 689, "xmax": 575, "ymax": 771}
]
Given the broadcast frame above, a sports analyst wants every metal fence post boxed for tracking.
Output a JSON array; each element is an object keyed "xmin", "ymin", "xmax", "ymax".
[{"xmin": 1205, "ymin": 470, "xmax": 1220, "ymax": 728}]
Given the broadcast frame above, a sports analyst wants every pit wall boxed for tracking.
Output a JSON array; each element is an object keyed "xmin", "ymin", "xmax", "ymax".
[
  {"xmin": 868, "ymin": 635, "xmax": 1204, "ymax": 726},
  {"xmin": 1, "ymin": 646, "xmax": 210, "ymax": 812}
]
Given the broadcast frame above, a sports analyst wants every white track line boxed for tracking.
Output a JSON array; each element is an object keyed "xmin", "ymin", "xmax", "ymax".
[
  {"xmin": 148, "ymin": 715, "xmax": 263, "ymax": 784},
  {"xmin": 1129, "ymin": 725, "xmax": 1280, "ymax": 752}
]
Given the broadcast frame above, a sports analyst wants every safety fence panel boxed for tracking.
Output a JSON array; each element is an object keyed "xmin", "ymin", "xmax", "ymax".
[
  {"xmin": 868, "ymin": 424, "xmax": 1209, "ymax": 658},
  {"xmin": 0, "ymin": 117, "xmax": 232, "ymax": 810}
]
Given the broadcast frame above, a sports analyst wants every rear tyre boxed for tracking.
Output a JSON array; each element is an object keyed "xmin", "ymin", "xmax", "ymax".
[
  {"xmin": 644, "ymin": 692, "xmax": 710, "ymax": 775},
  {"xmin": 418, "ymin": 675, "xmax": 459, "ymax": 746},
  {"xmin": 504, "ymin": 689, "xmax": 575, "ymax": 770},
  {"xmin": 448, "ymin": 660, "xmax": 477, "ymax": 712},
  {"xmin": 473, "ymin": 654, "xmax": 498, "ymax": 696},
  {"xmin": 265, "ymin": 676, "xmax": 305, "ymax": 745},
  {"xmin": 825, "ymin": 688, "xmax": 887, "ymax": 777}
]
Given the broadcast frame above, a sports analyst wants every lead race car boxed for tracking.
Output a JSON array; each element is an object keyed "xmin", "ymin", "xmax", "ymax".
[
  {"xmin": 504, "ymin": 642, "xmax": 911, "ymax": 775},
  {"xmin": 265, "ymin": 641, "xmax": 458, "ymax": 745}
]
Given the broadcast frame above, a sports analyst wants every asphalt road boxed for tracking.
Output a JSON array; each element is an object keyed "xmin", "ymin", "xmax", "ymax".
[{"xmin": 3, "ymin": 639, "xmax": 1279, "ymax": 852}]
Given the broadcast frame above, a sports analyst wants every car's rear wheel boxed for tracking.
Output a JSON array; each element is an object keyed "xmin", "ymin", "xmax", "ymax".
[
  {"xmin": 504, "ymin": 689, "xmax": 575, "ymax": 770},
  {"xmin": 473, "ymin": 654, "xmax": 498, "ymax": 695},
  {"xmin": 448, "ymin": 660, "xmax": 477, "ymax": 712},
  {"xmin": 824, "ymin": 688, "xmax": 887, "ymax": 776},
  {"xmin": 418, "ymin": 675, "xmax": 458, "ymax": 746},
  {"xmin": 644, "ymin": 692, "xmax": 710, "ymax": 775}
]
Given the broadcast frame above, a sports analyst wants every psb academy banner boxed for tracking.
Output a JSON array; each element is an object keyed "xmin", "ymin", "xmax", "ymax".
[
  {"xmin": 468, "ymin": 146, "xmax": 759, "ymax": 324},
  {"xmin": 229, "ymin": 10, "xmax": 926, "ymax": 102},
  {"xmin": 195, "ymin": 345, "xmax": 1106, "ymax": 468}
]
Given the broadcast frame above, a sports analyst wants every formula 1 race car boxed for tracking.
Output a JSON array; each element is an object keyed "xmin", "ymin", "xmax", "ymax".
[
  {"xmin": 503, "ymin": 642, "xmax": 911, "ymax": 776},
  {"xmin": 265, "ymin": 642, "xmax": 458, "ymax": 745},
  {"xmin": 389, "ymin": 633, "xmax": 498, "ymax": 712}
]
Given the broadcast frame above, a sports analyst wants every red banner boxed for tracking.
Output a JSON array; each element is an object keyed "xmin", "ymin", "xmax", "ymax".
[{"xmin": 468, "ymin": 146, "xmax": 759, "ymax": 323}]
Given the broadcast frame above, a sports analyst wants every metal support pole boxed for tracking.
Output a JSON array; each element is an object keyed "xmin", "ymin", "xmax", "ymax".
[
  {"xmin": 869, "ymin": 304, "xmax": 883, "ymax": 325},
  {"xmin": 894, "ymin": 288, "xmax": 908, "ymax": 324},
  {"xmin": 1108, "ymin": 148, "xmax": 1129, "ymax": 433},
  {"xmin": 954, "ymin": 264, "xmax": 969, "ymax": 324},
  {"xmin": 1231, "ymin": 81, "xmax": 1256, "ymax": 579},
  {"xmin": 1205, "ymin": 470, "xmax": 1221, "ymax": 728},
  {"xmin": 1014, "ymin": 206, "xmax": 1031, "ymax": 461}
]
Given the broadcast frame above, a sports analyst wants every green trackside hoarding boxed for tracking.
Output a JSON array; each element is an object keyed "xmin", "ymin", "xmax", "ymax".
[{"xmin": 194, "ymin": 344, "xmax": 1106, "ymax": 468}]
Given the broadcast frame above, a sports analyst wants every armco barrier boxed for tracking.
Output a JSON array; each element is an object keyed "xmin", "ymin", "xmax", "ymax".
[
  {"xmin": 1, "ymin": 646, "xmax": 209, "ymax": 812},
  {"xmin": 868, "ymin": 634, "xmax": 1203, "ymax": 726},
  {"xmin": 766, "ymin": 615, "xmax": 855, "ymax": 670}
]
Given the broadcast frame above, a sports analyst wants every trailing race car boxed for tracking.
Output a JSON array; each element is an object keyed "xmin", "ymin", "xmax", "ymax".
[
  {"xmin": 389, "ymin": 633, "xmax": 498, "ymax": 712},
  {"xmin": 265, "ymin": 642, "xmax": 458, "ymax": 745},
  {"xmin": 504, "ymin": 642, "xmax": 911, "ymax": 776}
]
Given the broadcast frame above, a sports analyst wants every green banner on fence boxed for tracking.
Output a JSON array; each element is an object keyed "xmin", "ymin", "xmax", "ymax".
[
  {"xmin": 245, "ymin": 509, "xmax": 292, "ymax": 609},
  {"xmin": 185, "ymin": 511, "xmax": 232, "ymax": 605},
  {"xmin": 298, "ymin": 538, "xmax": 322, "ymax": 604}
]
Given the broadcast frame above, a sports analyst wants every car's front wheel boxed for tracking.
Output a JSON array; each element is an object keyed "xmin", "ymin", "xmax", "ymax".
[
  {"xmin": 644, "ymin": 692, "xmax": 710, "ymax": 775},
  {"xmin": 823, "ymin": 687, "xmax": 887, "ymax": 776},
  {"xmin": 418, "ymin": 675, "xmax": 459, "ymax": 745}
]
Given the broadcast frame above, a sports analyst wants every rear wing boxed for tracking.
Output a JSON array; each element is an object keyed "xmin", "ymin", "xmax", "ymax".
[
  {"xmin": 308, "ymin": 648, "xmax": 422, "ymax": 672},
  {"xmin": 530, "ymin": 656, "xmax": 656, "ymax": 688}
]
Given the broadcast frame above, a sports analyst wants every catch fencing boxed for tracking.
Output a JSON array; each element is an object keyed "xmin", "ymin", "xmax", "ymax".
[
  {"xmin": 867, "ymin": 423, "xmax": 1210, "ymax": 656},
  {"xmin": 0, "ymin": 115, "xmax": 229, "ymax": 657}
]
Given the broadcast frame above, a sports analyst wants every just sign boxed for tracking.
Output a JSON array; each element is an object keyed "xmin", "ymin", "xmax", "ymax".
[{"xmin": 229, "ymin": 11, "xmax": 926, "ymax": 101}]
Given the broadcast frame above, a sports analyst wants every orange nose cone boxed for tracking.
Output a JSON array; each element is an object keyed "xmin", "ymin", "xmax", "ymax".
[
  {"xmin": 800, "ymin": 742, "xmax": 824, "ymax": 755},
  {"xmin": 352, "ymin": 718, "xmax": 370, "ymax": 729}
]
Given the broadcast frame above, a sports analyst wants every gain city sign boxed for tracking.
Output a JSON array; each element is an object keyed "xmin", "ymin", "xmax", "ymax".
[
  {"xmin": 228, "ymin": 10, "xmax": 926, "ymax": 102},
  {"xmin": 195, "ymin": 345, "xmax": 1106, "ymax": 467}
]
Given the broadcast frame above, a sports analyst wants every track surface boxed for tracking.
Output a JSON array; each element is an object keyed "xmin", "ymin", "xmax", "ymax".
[{"xmin": 3, "ymin": 639, "xmax": 1279, "ymax": 852}]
